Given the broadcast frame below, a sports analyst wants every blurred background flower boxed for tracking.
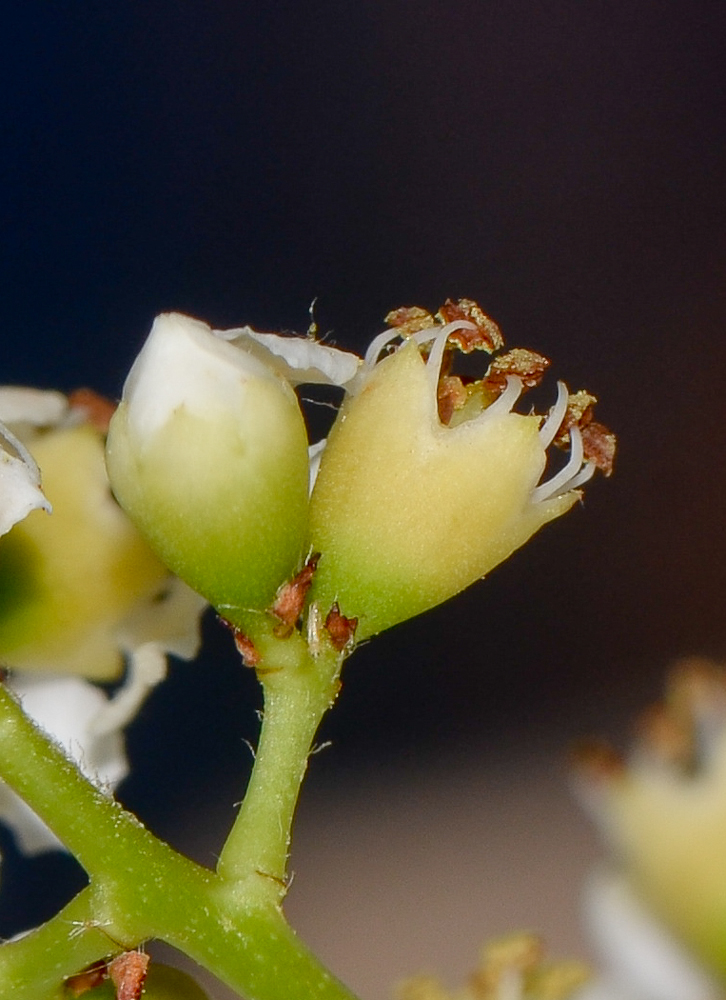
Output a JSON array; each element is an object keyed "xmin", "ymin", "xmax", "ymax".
[
  {"xmin": 0, "ymin": 389, "xmax": 205, "ymax": 876},
  {"xmin": 1, "ymin": 1, "xmax": 725, "ymax": 994}
]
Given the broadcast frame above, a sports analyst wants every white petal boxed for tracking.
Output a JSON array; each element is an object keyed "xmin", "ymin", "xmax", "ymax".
[
  {"xmin": 574, "ymin": 979, "xmax": 635, "ymax": 1000},
  {"xmin": 0, "ymin": 387, "xmax": 68, "ymax": 431},
  {"xmin": 584, "ymin": 869, "xmax": 723, "ymax": 1000},
  {"xmin": 122, "ymin": 313, "xmax": 289, "ymax": 441},
  {"xmin": 116, "ymin": 576, "xmax": 207, "ymax": 663},
  {"xmin": 307, "ymin": 439, "xmax": 327, "ymax": 493},
  {"xmin": 1, "ymin": 675, "xmax": 128, "ymax": 854},
  {"xmin": 89, "ymin": 643, "xmax": 167, "ymax": 738},
  {"xmin": 217, "ymin": 325, "xmax": 361, "ymax": 387},
  {"xmin": 0, "ymin": 421, "xmax": 51, "ymax": 536}
]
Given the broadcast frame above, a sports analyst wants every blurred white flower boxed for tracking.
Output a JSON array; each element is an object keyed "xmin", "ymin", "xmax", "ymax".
[
  {"xmin": 580, "ymin": 870, "xmax": 722, "ymax": 1000},
  {"xmin": 2, "ymin": 664, "xmax": 152, "ymax": 854},
  {"xmin": 0, "ymin": 401, "xmax": 51, "ymax": 538},
  {"xmin": 0, "ymin": 386, "xmax": 206, "ymax": 851},
  {"xmin": 574, "ymin": 660, "xmax": 726, "ymax": 1000}
]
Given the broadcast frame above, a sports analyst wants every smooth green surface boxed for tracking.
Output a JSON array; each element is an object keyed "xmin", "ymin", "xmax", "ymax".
[{"xmin": 107, "ymin": 386, "xmax": 311, "ymax": 627}]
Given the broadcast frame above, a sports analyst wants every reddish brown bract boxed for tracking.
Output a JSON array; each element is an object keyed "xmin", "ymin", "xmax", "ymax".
[
  {"xmin": 271, "ymin": 555, "xmax": 320, "ymax": 635},
  {"xmin": 324, "ymin": 603, "xmax": 358, "ymax": 651},
  {"xmin": 109, "ymin": 950, "xmax": 150, "ymax": 1000},
  {"xmin": 64, "ymin": 959, "xmax": 108, "ymax": 997},
  {"xmin": 233, "ymin": 629, "xmax": 261, "ymax": 668}
]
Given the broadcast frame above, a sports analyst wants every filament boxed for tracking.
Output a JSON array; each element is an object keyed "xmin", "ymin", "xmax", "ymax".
[
  {"xmin": 539, "ymin": 381, "xmax": 569, "ymax": 448},
  {"xmin": 532, "ymin": 424, "xmax": 586, "ymax": 503}
]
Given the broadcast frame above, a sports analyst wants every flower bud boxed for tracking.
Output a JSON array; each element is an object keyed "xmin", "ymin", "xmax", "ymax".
[
  {"xmin": 309, "ymin": 318, "xmax": 600, "ymax": 639},
  {"xmin": 105, "ymin": 313, "xmax": 311, "ymax": 627}
]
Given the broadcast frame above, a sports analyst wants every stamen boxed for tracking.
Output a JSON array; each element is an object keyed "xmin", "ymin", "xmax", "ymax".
[
  {"xmin": 415, "ymin": 320, "xmax": 478, "ymax": 351},
  {"xmin": 422, "ymin": 326, "xmax": 451, "ymax": 381},
  {"xmin": 364, "ymin": 320, "xmax": 478, "ymax": 369},
  {"xmin": 532, "ymin": 425, "xmax": 585, "ymax": 503},
  {"xmin": 480, "ymin": 375, "xmax": 523, "ymax": 419},
  {"xmin": 364, "ymin": 328, "xmax": 402, "ymax": 367},
  {"xmin": 418, "ymin": 321, "xmax": 480, "ymax": 393},
  {"xmin": 559, "ymin": 461, "xmax": 596, "ymax": 493},
  {"xmin": 539, "ymin": 381, "xmax": 569, "ymax": 448}
]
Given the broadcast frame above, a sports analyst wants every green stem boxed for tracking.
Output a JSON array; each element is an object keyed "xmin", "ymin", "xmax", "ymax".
[
  {"xmin": 0, "ymin": 889, "xmax": 105, "ymax": 999},
  {"xmin": 152, "ymin": 890, "xmax": 358, "ymax": 1000},
  {"xmin": 217, "ymin": 640, "xmax": 341, "ymax": 883},
  {"xmin": 0, "ymin": 875, "xmax": 359, "ymax": 1000},
  {"xmin": 0, "ymin": 683, "xmax": 200, "ymax": 884},
  {"xmin": 0, "ymin": 650, "xmax": 359, "ymax": 1000}
]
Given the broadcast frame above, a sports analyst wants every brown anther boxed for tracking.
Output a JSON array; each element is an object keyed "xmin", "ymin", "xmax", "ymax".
[
  {"xmin": 483, "ymin": 347, "xmax": 551, "ymax": 391},
  {"xmin": 635, "ymin": 704, "xmax": 693, "ymax": 769},
  {"xmin": 657, "ymin": 658, "xmax": 726, "ymax": 764},
  {"xmin": 553, "ymin": 390, "xmax": 616, "ymax": 476},
  {"xmin": 65, "ymin": 960, "xmax": 108, "ymax": 997},
  {"xmin": 558, "ymin": 389, "xmax": 598, "ymax": 429},
  {"xmin": 108, "ymin": 950, "xmax": 150, "ymax": 1000},
  {"xmin": 233, "ymin": 630, "xmax": 261, "ymax": 668},
  {"xmin": 384, "ymin": 306, "xmax": 436, "ymax": 337},
  {"xmin": 437, "ymin": 375, "xmax": 468, "ymax": 424},
  {"xmin": 435, "ymin": 299, "xmax": 504, "ymax": 353},
  {"xmin": 569, "ymin": 738, "xmax": 625, "ymax": 781},
  {"xmin": 581, "ymin": 421, "xmax": 616, "ymax": 476},
  {"xmin": 668, "ymin": 657, "xmax": 726, "ymax": 720},
  {"xmin": 324, "ymin": 603, "xmax": 358, "ymax": 651},
  {"xmin": 68, "ymin": 388, "xmax": 117, "ymax": 433},
  {"xmin": 271, "ymin": 554, "xmax": 320, "ymax": 634}
]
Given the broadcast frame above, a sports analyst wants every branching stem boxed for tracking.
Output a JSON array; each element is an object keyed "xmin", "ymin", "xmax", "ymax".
[{"xmin": 0, "ymin": 638, "xmax": 357, "ymax": 1000}]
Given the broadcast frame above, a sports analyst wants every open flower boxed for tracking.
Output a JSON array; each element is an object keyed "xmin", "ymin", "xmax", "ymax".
[
  {"xmin": 0, "ymin": 387, "xmax": 204, "ymax": 680},
  {"xmin": 0, "ymin": 387, "xmax": 206, "ymax": 851},
  {"xmin": 308, "ymin": 302, "xmax": 614, "ymax": 639},
  {"xmin": 573, "ymin": 660, "xmax": 726, "ymax": 996}
]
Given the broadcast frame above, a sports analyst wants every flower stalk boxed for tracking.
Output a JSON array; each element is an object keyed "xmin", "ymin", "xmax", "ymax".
[{"xmin": 217, "ymin": 642, "xmax": 342, "ymax": 883}]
